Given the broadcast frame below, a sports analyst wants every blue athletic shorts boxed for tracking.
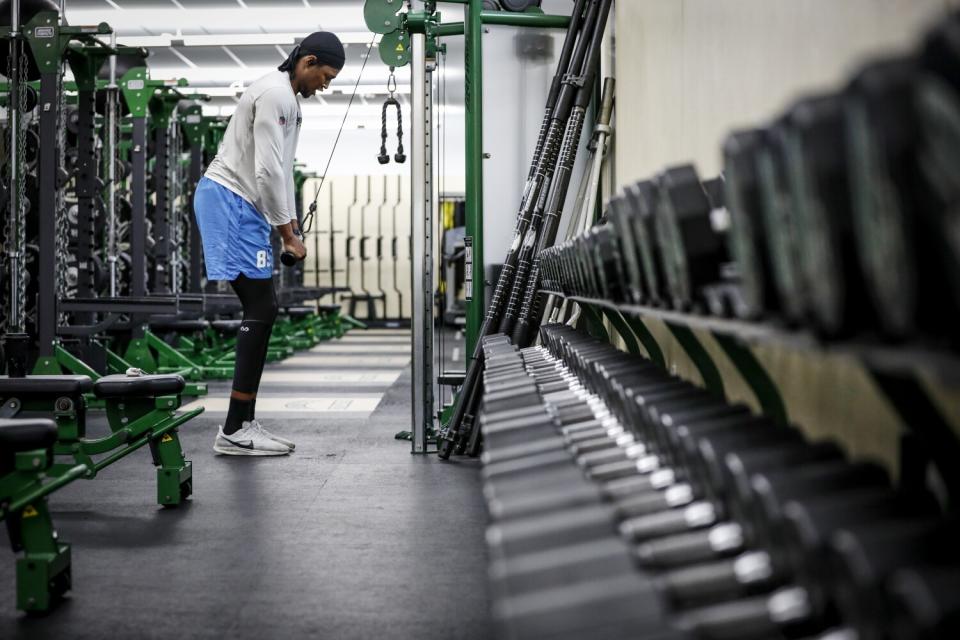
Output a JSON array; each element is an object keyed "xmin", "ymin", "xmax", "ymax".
[{"xmin": 193, "ymin": 176, "xmax": 273, "ymax": 281}]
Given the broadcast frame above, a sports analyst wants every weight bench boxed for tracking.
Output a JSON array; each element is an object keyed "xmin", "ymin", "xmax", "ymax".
[
  {"xmin": 0, "ymin": 373, "xmax": 201, "ymax": 507},
  {"xmin": 341, "ymin": 291, "xmax": 386, "ymax": 323},
  {"xmin": 313, "ymin": 304, "xmax": 348, "ymax": 339},
  {"xmin": 285, "ymin": 306, "xmax": 315, "ymax": 319},
  {"xmin": 439, "ymin": 371, "xmax": 467, "ymax": 395},
  {"xmin": 123, "ymin": 321, "xmax": 224, "ymax": 386},
  {"xmin": 192, "ymin": 318, "xmax": 288, "ymax": 368},
  {"xmin": 210, "ymin": 319, "xmax": 243, "ymax": 337},
  {"xmin": 276, "ymin": 306, "xmax": 320, "ymax": 349},
  {"xmin": 1, "ymin": 418, "xmax": 85, "ymax": 612},
  {"xmin": 148, "ymin": 316, "xmax": 211, "ymax": 334}
]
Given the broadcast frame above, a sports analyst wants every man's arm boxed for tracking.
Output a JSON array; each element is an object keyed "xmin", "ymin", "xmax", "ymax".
[
  {"xmin": 276, "ymin": 221, "xmax": 305, "ymax": 260},
  {"xmin": 253, "ymin": 88, "xmax": 295, "ymax": 226}
]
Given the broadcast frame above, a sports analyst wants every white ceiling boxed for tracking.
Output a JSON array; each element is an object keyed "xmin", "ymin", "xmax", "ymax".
[
  {"xmin": 57, "ymin": 0, "xmax": 570, "ymax": 172},
  {"xmin": 63, "ymin": 1, "xmax": 465, "ymax": 111}
]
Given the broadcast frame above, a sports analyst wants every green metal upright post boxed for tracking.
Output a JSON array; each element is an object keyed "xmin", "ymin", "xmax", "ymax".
[{"xmin": 464, "ymin": 0, "xmax": 484, "ymax": 356}]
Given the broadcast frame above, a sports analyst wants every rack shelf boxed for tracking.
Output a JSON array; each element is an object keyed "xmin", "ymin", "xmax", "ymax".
[{"xmin": 540, "ymin": 290, "xmax": 960, "ymax": 385}]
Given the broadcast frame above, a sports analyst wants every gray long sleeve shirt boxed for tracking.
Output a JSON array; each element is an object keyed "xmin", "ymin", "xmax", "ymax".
[{"xmin": 204, "ymin": 70, "xmax": 301, "ymax": 226}]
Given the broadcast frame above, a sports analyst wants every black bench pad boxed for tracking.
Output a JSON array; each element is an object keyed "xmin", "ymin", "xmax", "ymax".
[
  {"xmin": 0, "ymin": 418, "xmax": 58, "ymax": 453},
  {"xmin": 0, "ymin": 375, "xmax": 94, "ymax": 397},
  {"xmin": 285, "ymin": 306, "xmax": 315, "ymax": 318},
  {"xmin": 319, "ymin": 304, "xmax": 341, "ymax": 314},
  {"xmin": 93, "ymin": 374, "xmax": 185, "ymax": 399},
  {"xmin": 149, "ymin": 317, "xmax": 210, "ymax": 332},
  {"xmin": 438, "ymin": 372, "xmax": 466, "ymax": 386},
  {"xmin": 211, "ymin": 319, "xmax": 242, "ymax": 334}
]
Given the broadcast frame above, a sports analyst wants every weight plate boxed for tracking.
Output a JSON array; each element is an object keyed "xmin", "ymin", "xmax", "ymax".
[
  {"xmin": 655, "ymin": 165, "xmax": 727, "ymax": 311},
  {"xmin": 787, "ymin": 95, "xmax": 871, "ymax": 337},
  {"xmin": 590, "ymin": 223, "xmax": 624, "ymax": 302},
  {"xmin": 756, "ymin": 119, "xmax": 808, "ymax": 324},
  {"xmin": 625, "ymin": 180, "xmax": 665, "ymax": 306},
  {"xmin": 607, "ymin": 193, "xmax": 646, "ymax": 304},
  {"xmin": 918, "ymin": 18, "xmax": 960, "ymax": 336},
  {"xmin": 724, "ymin": 129, "xmax": 779, "ymax": 319},
  {"xmin": 845, "ymin": 58, "xmax": 921, "ymax": 338}
]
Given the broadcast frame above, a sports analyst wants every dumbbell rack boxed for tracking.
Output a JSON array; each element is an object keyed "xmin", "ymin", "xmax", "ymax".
[
  {"xmin": 540, "ymin": 288, "xmax": 960, "ymax": 508},
  {"xmin": 479, "ymin": 324, "xmax": 959, "ymax": 640}
]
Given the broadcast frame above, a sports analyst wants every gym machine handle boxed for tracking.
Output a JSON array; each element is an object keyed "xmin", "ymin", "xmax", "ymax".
[
  {"xmin": 377, "ymin": 237, "xmax": 384, "ymax": 258},
  {"xmin": 360, "ymin": 237, "xmax": 369, "ymax": 260},
  {"xmin": 378, "ymin": 96, "xmax": 406, "ymax": 165},
  {"xmin": 280, "ymin": 229, "xmax": 306, "ymax": 267}
]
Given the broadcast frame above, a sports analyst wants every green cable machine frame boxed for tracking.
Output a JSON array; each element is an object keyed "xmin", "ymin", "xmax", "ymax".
[{"xmin": 364, "ymin": 0, "xmax": 572, "ymax": 453}]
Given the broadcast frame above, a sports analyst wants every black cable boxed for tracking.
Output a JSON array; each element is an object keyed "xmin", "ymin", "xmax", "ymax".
[{"xmin": 302, "ymin": 32, "xmax": 379, "ymax": 234}]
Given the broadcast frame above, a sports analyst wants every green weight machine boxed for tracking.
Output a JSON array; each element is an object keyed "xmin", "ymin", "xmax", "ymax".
[
  {"xmin": 0, "ymin": 372, "xmax": 202, "ymax": 613},
  {"xmin": 0, "ymin": 417, "xmax": 81, "ymax": 613}
]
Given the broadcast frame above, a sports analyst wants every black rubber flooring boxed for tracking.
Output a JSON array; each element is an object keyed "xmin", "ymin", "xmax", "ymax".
[{"xmin": 0, "ymin": 330, "xmax": 491, "ymax": 639}]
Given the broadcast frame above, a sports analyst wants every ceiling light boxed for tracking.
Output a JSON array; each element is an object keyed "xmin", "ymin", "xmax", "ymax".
[
  {"xmin": 116, "ymin": 35, "xmax": 173, "ymax": 48},
  {"xmin": 65, "ymin": 6, "xmax": 367, "ymax": 36},
  {"xmin": 181, "ymin": 34, "xmax": 297, "ymax": 47}
]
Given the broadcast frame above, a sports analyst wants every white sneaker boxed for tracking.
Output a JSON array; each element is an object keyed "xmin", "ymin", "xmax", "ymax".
[
  {"xmin": 213, "ymin": 422, "xmax": 290, "ymax": 456},
  {"xmin": 250, "ymin": 419, "xmax": 295, "ymax": 451}
]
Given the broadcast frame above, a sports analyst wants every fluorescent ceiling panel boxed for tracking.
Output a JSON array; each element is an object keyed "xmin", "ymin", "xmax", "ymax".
[
  {"xmin": 116, "ymin": 31, "xmax": 376, "ymax": 47},
  {"xmin": 66, "ymin": 6, "xmax": 367, "ymax": 36},
  {"xmin": 146, "ymin": 63, "xmax": 415, "ymax": 87}
]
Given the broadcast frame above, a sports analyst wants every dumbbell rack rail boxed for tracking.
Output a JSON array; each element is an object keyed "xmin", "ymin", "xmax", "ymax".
[{"xmin": 540, "ymin": 290, "xmax": 960, "ymax": 383}]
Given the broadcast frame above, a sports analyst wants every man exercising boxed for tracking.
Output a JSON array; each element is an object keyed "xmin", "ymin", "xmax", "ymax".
[{"xmin": 193, "ymin": 31, "xmax": 344, "ymax": 456}]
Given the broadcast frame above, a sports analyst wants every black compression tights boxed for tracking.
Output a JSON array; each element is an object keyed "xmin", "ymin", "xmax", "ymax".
[{"xmin": 223, "ymin": 275, "xmax": 279, "ymax": 434}]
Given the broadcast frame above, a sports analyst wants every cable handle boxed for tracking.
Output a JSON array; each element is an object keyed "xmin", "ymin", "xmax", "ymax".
[
  {"xmin": 280, "ymin": 228, "xmax": 306, "ymax": 267},
  {"xmin": 378, "ymin": 67, "xmax": 406, "ymax": 164},
  {"xmin": 379, "ymin": 98, "xmax": 406, "ymax": 164}
]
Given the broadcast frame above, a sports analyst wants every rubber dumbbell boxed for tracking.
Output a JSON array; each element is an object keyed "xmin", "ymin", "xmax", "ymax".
[
  {"xmin": 916, "ymin": 15, "xmax": 960, "ymax": 322},
  {"xmin": 825, "ymin": 518, "xmax": 959, "ymax": 640},
  {"xmin": 618, "ymin": 420, "xmax": 805, "ymax": 543},
  {"xmin": 625, "ymin": 179, "xmax": 667, "ymax": 306},
  {"xmin": 493, "ymin": 569, "xmax": 681, "ymax": 640},
  {"xmin": 654, "ymin": 165, "xmax": 728, "ymax": 311},
  {"xmin": 607, "ymin": 191, "xmax": 648, "ymax": 305},
  {"xmin": 755, "ymin": 117, "xmax": 808, "ymax": 324},
  {"xmin": 884, "ymin": 563, "xmax": 960, "ymax": 640},
  {"xmin": 656, "ymin": 460, "xmax": 888, "ymax": 608},
  {"xmin": 723, "ymin": 129, "xmax": 780, "ymax": 320},
  {"xmin": 844, "ymin": 57, "xmax": 933, "ymax": 339},
  {"xmin": 787, "ymin": 94, "xmax": 876, "ymax": 337},
  {"xmin": 773, "ymin": 488, "xmax": 942, "ymax": 629},
  {"xmin": 674, "ymin": 509, "xmax": 949, "ymax": 640},
  {"xmin": 622, "ymin": 438, "xmax": 843, "ymax": 572}
]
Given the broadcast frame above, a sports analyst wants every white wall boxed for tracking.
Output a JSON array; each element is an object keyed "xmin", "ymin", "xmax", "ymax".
[
  {"xmin": 610, "ymin": 0, "xmax": 960, "ymax": 476},
  {"xmin": 301, "ymin": 174, "xmax": 413, "ymax": 321},
  {"xmin": 614, "ymin": 0, "xmax": 955, "ymax": 185},
  {"xmin": 482, "ymin": 20, "xmax": 594, "ymax": 271}
]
